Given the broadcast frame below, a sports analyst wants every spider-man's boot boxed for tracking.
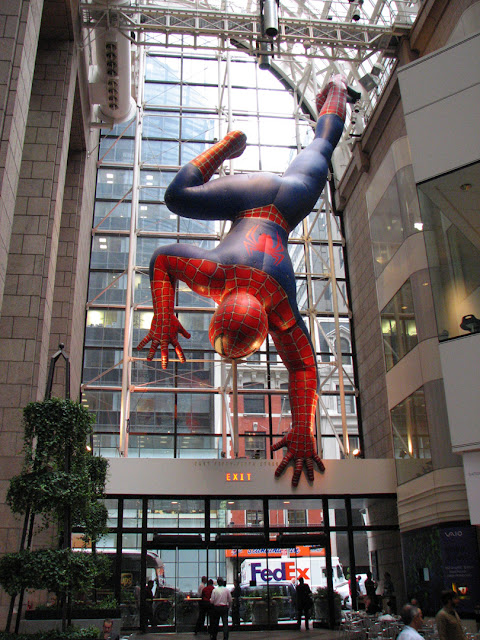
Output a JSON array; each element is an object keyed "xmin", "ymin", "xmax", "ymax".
[
  {"xmin": 190, "ymin": 130, "xmax": 247, "ymax": 183},
  {"xmin": 315, "ymin": 74, "xmax": 352, "ymax": 121},
  {"xmin": 314, "ymin": 74, "xmax": 360, "ymax": 147}
]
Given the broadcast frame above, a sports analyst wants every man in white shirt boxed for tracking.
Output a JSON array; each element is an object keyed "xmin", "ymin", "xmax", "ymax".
[
  {"xmin": 397, "ymin": 603, "xmax": 425, "ymax": 640},
  {"xmin": 210, "ymin": 577, "xmax": 232, "ymax": 640}
]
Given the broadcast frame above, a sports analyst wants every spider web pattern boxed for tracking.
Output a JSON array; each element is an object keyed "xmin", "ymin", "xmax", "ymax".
[
  {"xmin": 209, "ymin": 292, "xmax": 268, "ymax": 359},
  {"xmin": 316, "ymin": 74, "xmax": 348, "ymax": 121},
  {"xmin": 238, "ymin": 204, "xmax": 290, "ymax": 233},
  {"xmin": 190, "ymin": 130, "xmax": 247, "ymax": 182},
  {"xmin": 153, "ymin": 255, "xmax": 298, "ymax": 329}
]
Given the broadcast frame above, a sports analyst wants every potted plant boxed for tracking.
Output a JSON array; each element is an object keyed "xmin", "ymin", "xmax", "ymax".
[
  {"xmin": 312, "ymin": 586, "xmax": 342, "ymax": 627},
  {"xmin": 0, "ymin": 398, "xmax": 111, "ymax": 634},
  {"xmin": 176, "ymin": 593, "xmax": 199, "ymax": 629},
  {"xmin": 251, "ymin": 592, "xmax": 279, "ymax": 625}
]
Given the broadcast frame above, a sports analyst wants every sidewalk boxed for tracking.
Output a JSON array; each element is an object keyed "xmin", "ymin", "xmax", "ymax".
[{"xmin": 124, "ymin": 627, "xmax": 343, "ymax": 640}]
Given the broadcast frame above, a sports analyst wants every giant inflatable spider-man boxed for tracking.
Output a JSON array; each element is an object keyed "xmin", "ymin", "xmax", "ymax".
[{"xmin": 138, "ymin": 75, "xmax": 358, "ymax": 486}]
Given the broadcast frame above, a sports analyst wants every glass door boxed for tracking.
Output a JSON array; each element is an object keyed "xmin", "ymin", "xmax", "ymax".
[{"xmin": 142, "ymin": 544, "xmax": 226, "ymax": 632}]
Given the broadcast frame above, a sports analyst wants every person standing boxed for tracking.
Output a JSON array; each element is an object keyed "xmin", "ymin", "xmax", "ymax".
[
  {"xmin": 140, "ymin": 579, "xmax": 155, "ymax": 633},
  {"xmin": 210, "ymin": 577, "xmax": 232, "ymax": 640},
  {"xmin": 195, "ymin": 578, "xmax": 214, "ymax": 635},
  {"xmin": 396, "ymin": 604, "xmax": 424, "ymax": 640},
  {"xmin": 436, "ymin": 590, "xmax": 466, "ymax": 640},
  {"xmin": 296, "ymin": 576, "xmax": 313, "ymax": 630},
  {"xmin": 365, "ymin": 570, "xmax": 378, "ymax": 609},
  {"xmin": 383, "ymin": 572, "xmax": 396, "ymax": 614},
  {"xmin": 231, "ymin": 578, "xmax": 242, "ymax": 628},
  {"xmin": 288, "ymin": 578, "xmax": 297, "ymax": 620},
  {"xmin": 198, "ymin": 575, "xmax": 208, "ymax": 596},
  {"xmin": 365, "ymin": 571, "xmax": 377, "ymax": 599}
]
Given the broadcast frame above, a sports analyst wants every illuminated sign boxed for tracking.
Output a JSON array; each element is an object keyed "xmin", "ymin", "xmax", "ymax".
[
  {"xmin": 226, "ymin": 472, "xmax": 252, "ymax": 482},
  {"xmin": 226, "ymin": 546, "xmax": 325, "ymax": 558}
]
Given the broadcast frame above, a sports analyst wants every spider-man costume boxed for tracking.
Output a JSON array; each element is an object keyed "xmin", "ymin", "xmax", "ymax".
[{"xmin": 138, "ymin": 75, "xmax": 357, "ymax": 486}]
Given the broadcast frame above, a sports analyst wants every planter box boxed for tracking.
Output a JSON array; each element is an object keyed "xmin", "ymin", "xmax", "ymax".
[
  {"xmin": 252, "ymin": 601, "xmax": 279, "ymax": 625},
  {"xmin": 25, "ymin": 608, "xmax": 121, "ymax": 620},
  {"xmin": 19, "ymin": 615, "xmax": 121, "ymax": 637},
  {"xmin": 313, "ymin": 599, "xmax": 342, "ymax": 627}
]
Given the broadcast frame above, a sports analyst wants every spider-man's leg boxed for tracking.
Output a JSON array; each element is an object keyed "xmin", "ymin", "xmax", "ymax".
[
  {"xmin": 137, "ymin": 244, "xmax": 226, "ymax": 366},
  {"xmin": 269, "ymin": 320, "xmax": 325, "ymax": 487},
  {"xmin": 274, "ymin": 75, "xmax": 349, "ymax": 229},
  {"xmin": 164, "ymin": 131, "xmax": 282, "ymax": 220}
]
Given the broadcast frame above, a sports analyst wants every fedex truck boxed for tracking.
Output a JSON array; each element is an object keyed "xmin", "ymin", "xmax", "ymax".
[
  {"xmin": 236, "ymin": 548, "xmax": 351, "ymax": 605},
  {"xmin": 240, "ymin": 554, "xmax": 346, "ymax": 591}
]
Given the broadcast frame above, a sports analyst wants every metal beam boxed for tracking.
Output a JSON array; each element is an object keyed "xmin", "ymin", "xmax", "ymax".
[{"xmin": 80, "ymin": 3, "xmax": 409, "ymax": 60}]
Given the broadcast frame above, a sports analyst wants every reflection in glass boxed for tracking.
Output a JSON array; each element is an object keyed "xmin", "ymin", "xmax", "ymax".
[
  {"xmin": 392, "ymin": 387, "xmax": 432, "ymax": 484},
  {"xmin": 211, "ymin": 499, "xmax": 264, "ymax": 529},
  {"xmin": 148, "ymin": 499, "xmax": 204, "ymax": 529},
  {"xmin": 418, "ymin": 164, "xmax": 480, "ymax": 341},
  {"xmin": 381, "ymin": 279, "xmax": 418, "ymax": 371}
]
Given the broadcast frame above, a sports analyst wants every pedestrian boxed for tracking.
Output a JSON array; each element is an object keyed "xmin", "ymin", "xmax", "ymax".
[
  {"xmin": 436, "ymin": 590, "xmax": 466, "ymax": 640},
  {"xmin": 210, "ymin": 577, "xmax": 232, "ymax": 640},
  {"xmin": 296, "ymin": 576, "xmax": 313, "ymax": 630},
  {"xmin": 231, "ymin": 578, "xmax": 242, "ymax": 628},
  {"xmin": 396, "ymin": 603, "xmax": 424, "ymax": 640},
  {"xmin": 384, "ymin": 572, "xmax": 396, "ymax": 614},
  {"xmin": 195, "ymin": 578, "xmax": 215, "ymax": 635},
  {"xmin": 140, "ymin": 579, "xmax": 154, "ymax": 632}
]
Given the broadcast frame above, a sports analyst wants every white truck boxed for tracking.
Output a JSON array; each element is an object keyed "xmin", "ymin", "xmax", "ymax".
[{"xmin": 239, "ymin": 552, "xmax": 350, "ymax": 603}]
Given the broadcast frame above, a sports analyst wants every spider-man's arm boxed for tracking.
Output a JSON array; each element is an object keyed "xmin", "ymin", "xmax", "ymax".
[
  {"xmin": 270, "ymin": 323, "xmax": 325, "ymax": 487},
  {"xmin": 137, "ymin": 252, "xmax": 190, "ymax": 367}
]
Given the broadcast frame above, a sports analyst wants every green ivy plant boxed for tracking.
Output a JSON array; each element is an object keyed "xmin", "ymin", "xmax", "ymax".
[
  {"xmin": 0, "ymin": 626, "xmax": 100, "ymax": 640},
  {"xmin": 6, "ymin": 398, "xmax": 108, "ymax": 542},
  {"xmin": 0, "ymin": 398, "xmax": 110, "ymax": 604},
  {"xmin": 0, "ymin": 550, "xmax": 111, "ymax": 597}
]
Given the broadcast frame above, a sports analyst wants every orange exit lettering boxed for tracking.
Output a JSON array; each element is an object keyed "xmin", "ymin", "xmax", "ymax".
[{"xmin": 226, "ymin": 472, "xmax": 252, "ymax": 482}]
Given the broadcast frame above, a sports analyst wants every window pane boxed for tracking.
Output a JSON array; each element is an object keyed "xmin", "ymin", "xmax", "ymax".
[
  {"xmin": 211, "ymin": 499, "xmax": 264, "ymax": 529},
  {"xmin": 392, "ymin": 388, "xmax": 432, "ymax": 484},
  {"xmin": 381, "ymin": 279, "xmax": 418, "ymax": 371},
  {"xmin": 418, "ymin": 162, "xmax": 480, "ymax": 341}
]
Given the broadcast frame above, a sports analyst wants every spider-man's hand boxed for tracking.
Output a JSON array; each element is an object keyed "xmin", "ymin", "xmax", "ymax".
[
  {"xmin": 137, "ymin": 311, "xmax": 191, "ymax": 368},
  {"xmin": 272, "ymin": 429, "xmax": 325, "ymax": 487}
]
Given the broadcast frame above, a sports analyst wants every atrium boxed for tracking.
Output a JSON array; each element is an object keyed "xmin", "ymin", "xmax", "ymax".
[{"xmin": 0, "ymin": 0, "xmax": 479, "ymax": 634}]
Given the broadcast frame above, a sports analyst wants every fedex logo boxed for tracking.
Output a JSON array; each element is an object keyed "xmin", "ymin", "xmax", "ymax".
[{"xmin": 250, "ymin": 561, "xmax": 309, "ymax": 583}]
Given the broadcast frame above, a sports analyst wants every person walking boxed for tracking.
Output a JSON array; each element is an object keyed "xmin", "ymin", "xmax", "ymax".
[
  {"xmin": 210, "ymin": 577, "xmax": 232, "ymax": 640},
  {"xmin": 436, "ymin": 590, "xmax": 466, "ymax": 640}
]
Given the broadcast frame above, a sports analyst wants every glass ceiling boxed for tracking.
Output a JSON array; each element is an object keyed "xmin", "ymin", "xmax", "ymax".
[
  {"xmin": 82, "ymin": 0, "xmax": 420, "ymax": 167},
  {"xmin": 141, "ymin": 0, "xmax": 419, "ymax": 25}
]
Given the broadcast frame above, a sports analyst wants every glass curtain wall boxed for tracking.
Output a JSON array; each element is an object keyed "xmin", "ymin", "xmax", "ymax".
[
  {"xmin": 81, "ymin": 494, "xmax": 398, "ymax": 630},
  {"xmin": 82, "ymin": 44, "xmax": 359, "ymax": 461}
]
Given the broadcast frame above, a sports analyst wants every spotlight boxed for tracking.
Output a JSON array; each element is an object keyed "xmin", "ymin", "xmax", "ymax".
[
  {"xmin": 460, "ymin": 314, "xmax": 480, "ymax": 334},
  {"xmin": 352, "ymin": 448, "xmax": 361, "ymax": 458},
  {"xmin": 359, "ymin": 73, "xmax": 379, "ymax": 92},
  {"xmin": 352, "ymin": 8, "xmax": 361, "ymax": 21}
]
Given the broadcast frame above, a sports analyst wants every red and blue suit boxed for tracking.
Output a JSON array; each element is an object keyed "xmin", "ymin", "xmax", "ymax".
[{"xmin": 138, "ymin": 75, "xmax": 355, "ymax": 486}]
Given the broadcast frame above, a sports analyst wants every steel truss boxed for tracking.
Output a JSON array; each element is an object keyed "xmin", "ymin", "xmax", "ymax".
[{"xmin": 80, "ymin": 3, "xmax": 410, "ymax": 61}]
